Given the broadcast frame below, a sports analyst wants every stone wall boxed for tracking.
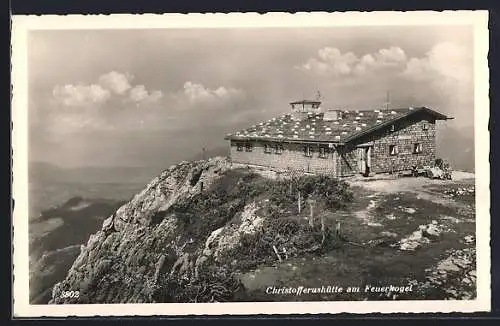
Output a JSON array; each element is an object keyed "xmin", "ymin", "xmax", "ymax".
[
  {"xmin": 339, "ymin": 114, "xmax": 437, "ymax": 175},
  {"xmin": 229, "ymin": 140, "xmax": 338, "ymax": 175},
  {"xmin": 229, "ymin": 112, "xmax": 439, "ymax": 177}
]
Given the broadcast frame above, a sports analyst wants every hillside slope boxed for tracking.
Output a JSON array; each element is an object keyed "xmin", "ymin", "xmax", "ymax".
[
  {"xmin": 49, "ymin": 158, "xmax": 476, "ymax": 304},
  {"xmin": 29, "ymin": 197, "xmax": 126, "ymax": 304},
  {"xmin": 49, "ymin": 157, "xmax": 353, "ymax": 303}
]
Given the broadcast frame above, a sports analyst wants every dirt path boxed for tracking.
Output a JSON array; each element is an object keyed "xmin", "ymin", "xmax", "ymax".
[{"xmin": 346, "ymin": 171, "xmax": 475, "ymax": 208}]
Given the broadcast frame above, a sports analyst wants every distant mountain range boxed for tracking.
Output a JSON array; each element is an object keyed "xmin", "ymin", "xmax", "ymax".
[
  {"xmin": 29, "ymin": 145, "xmax": 228, "ymax": 184},
  {"xmin": 29, "ymin": 161, "xmax": 164, "ymax": 185}
]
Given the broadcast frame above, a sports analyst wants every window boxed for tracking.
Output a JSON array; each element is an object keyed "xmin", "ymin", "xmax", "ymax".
[
  {"xmin": 264, "ymin": 144, "xmax": 272, "ymax": 154},
  {"xmin": 319, "ymin": 147, "xmax": 328, "ymax": 158},
  {"xmin": 389, "ymin": 145, "xmax": 399, "ymax": 156},
  {"xmin": 304, "ymin": 146, "xmax": 313, "ymax": 157},
  {"xmin": 422, "ymin": 123, "xmax": 429, "ymax": 130},
  {"xmin": 245, "ymin": 143, "xmax": 253, "ymax": 152},
  {"xmin": 413, "ymin": 143, "xmax": 423, "ymax": 154},
  {"xmin": 236, "ymin": 143, "xmax": 243, "ymax": 152},
  {"xmin": 275, "ymin": 144, "xmax": 284, "ymax": 154}
]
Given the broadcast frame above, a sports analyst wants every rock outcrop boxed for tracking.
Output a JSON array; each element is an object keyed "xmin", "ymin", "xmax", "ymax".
[
  {"xmin": 50, "ymin": 157, "xmax": 245, "ymax": 304},
  {"xmin": 49, "ymin": 157, "xmax": 354, "ymax": 304}
]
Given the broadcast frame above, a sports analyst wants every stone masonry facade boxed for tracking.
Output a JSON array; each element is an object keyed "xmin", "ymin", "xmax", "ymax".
[
  {"xmin": 339, "ymin": 114, "xmax": 437, "ymax": 176},
  {"xmin": 227, "ymin": 109, "xmax": 443, "ymax": 178},
  {"xmin": 229, "ymin": 140, "xmax": 338, "ymax": 175}
]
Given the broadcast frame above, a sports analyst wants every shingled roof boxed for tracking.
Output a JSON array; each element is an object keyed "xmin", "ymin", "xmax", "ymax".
[{"xmin": 225, "ymin": 106, "xmax": 451, "ymax": 144}]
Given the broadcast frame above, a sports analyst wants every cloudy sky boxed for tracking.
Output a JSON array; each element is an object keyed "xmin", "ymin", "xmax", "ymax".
[{"xmin": 28, "ymin": 25, "xmax": 474, "ymax": 169}]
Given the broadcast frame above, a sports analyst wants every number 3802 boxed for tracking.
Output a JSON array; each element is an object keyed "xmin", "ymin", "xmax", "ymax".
[{"xmin": 60, "ymin": 290, "xmax": 79, "ymax": 298}]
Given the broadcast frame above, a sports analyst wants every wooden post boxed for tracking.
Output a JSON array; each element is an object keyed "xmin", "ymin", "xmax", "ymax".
[
  {"xmin": 320, "ymin": 215, "xmax": 326, "ymax": 244},
  {"xmin": 306, "ymin": 199, "xmax": 316, "ymax": 228},
  {"xmin": 298, "ymin": 191, "xmax": 302, "ymax": 214},
  {"xmin": 309, "ymin": 203, "xmax": 314, "ymax": 227},
  {"xmin": 272, "ymin": 245, "xmax": 282, "ymax": 263},
  {"xmin": 283, "ymin": 247, "xmax": 288, "ymax": 260}
]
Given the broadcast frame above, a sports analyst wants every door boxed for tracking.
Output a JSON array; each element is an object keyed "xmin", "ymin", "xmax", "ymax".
[
  {"xmin": 364, "ymin": 147, "xmax": 371, "ymax": 176},
  {"xmin": 357, "ymin": 148, "xmax": 365, "ymax": 174},
  {"xmin": 357, "ymin": 146, "xmax": 372, "ymax": 175}
]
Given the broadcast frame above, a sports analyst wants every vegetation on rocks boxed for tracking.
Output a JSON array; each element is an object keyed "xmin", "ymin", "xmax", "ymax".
[
  {"xmin": 223, "ymin": 217, "xmax": 344, "ymax": 272},
  {"xmin": 50, "ymin": 158, "xmax": 355, "ymax": 304},
  {"xmin": 153, "ymin": 265, "xmax": 245, "ymax": 303},
  {"xmin": 150, "ymin": 168, "xmax": 353, "ymax": 302}
]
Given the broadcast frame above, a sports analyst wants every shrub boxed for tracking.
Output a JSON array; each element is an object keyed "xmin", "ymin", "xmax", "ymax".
[
  {"xmin": 169, "ymin": 171, "xmax": 269, "ymax": 239},
  {"xmin": 153, "ymin": 266, "xmax": 244, "ymax": 303},
  {"xmin": 262, "ymin": 175, "xmax": 354, "ymax": 214},
  {"xmin": 221, "ymin": 215, "xmax": 343, "ymax": 272}
]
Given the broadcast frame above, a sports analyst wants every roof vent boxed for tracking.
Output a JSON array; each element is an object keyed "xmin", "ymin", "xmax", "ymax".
[
  {"xmin": 323, "ymin": 109, "xmax": 342, "ymax": 121},
  {"xmin": 290, "ymin": 100, "xmax": 321, "ymax": 121}
]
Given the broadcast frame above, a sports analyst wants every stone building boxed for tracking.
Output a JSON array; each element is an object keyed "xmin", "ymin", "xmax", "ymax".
[{"xmin": 224, "ymin": 100, "xmax": 452, "ymax": 177}]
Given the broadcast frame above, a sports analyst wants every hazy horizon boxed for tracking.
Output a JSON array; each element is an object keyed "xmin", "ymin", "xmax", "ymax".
[{"xmin": 28, "ymin": 26, "xmax": 475, "ymax": 171}]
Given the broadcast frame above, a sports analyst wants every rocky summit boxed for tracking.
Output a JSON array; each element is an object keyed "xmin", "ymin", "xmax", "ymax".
[
  {"xmin": 49, "ymin": 156, "xmax": 356, "ymax": 304},
  {"xmin": 49, "ymin": 156, "xmax": 476, "ymax": 304},
  {"xmin": 50, "ymin": 157, "xmax": 238, "ymax": 303}
]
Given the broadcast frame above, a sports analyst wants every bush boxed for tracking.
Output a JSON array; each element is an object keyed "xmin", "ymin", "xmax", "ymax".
[
  {"xmin": 262, "ymin": 175, "xmax": 354, "ymax": 214},
  {"xmin": 169, "ymin": 171, "xmax": 270, "ymax": 239},
  {"xmin": 307, "ymin": 175, "xmax": 354, "ymax": 210},
  {"xmin": 221, "ymin": 215, "xmax": 343, "ymax": 272},
  {"xmin": 171, "ymin": 172, "xmax": 353, "ymax": 234},
  {"xmin": 170, "ymin": 171, "xmax": 352, "ymax": 264},
  {"xmin": 153, "ymin": 266, "xmax": 244, "ymax": 303}
]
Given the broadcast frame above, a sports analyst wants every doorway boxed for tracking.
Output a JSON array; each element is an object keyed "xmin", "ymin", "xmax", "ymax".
[{"xmin": 357, "ymin": 146, "xmax": 372, "ymax": 176}]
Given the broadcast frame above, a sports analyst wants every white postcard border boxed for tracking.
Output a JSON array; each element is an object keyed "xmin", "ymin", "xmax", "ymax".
[{"xmin": 11, "ymin": 10, "xmax": 490, "ymax": 317}]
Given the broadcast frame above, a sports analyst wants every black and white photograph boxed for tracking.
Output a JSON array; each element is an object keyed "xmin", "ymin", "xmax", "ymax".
[{"xmin": 11, "ymin": 11, "xmax": 490, "ymax": 316}]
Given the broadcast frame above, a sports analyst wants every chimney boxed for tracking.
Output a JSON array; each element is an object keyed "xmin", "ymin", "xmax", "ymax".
[
  {"xmin": 290, "ymin": 100, "xmax": 321, "ymax": 121},
  {"xmin": 291, "ymin": 111, "xmax": 310, "ymax": 121},
  {"xmin": 323, "ymin": 109, "xmax": 342, "ymax": 121}
]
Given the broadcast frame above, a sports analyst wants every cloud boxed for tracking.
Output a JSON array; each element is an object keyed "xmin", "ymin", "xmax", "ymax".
[
  {"xmin": 403, "ymin": 42, "xmax": 472, "ymax": 82},
  {"xmin": 299, "ymin": 43, "xmax": 471, "ymax": 86},
  {"xmin": 401, "ymin": 42, "xmax": 473, "ymax": 124},
  {"xmin": 52, "ymin": 71, "xmax": 163, "ymax": 107},
  {"xmin": 47, "ymin": 71, "xmax": 165, "ymax": 134},
  {"xmin": 295, "ymin": 42, "xmax": 473, "ymax": 129},
  {"xmin": 180, "ymin": 81, "xmax": 244, "ymax": 105},
  {"xmin": 52, "ymin": 84, "xmax": 111, "ymax": 107},
  {"xmin": 300, "ymin": 47, "xmax": 358, "ymax": 76},
  {"xmin": 298, "ymin": 46, "xmax": 407, "ymax": 77},
  {"xmin": 129, "ymin": 85, "xmax": 164, "ymax": 103},
  {"xmin": 98, "ymin": 71, "xmax": 133, "ymax": 95},
  {"xmin": 46, "ymin": 76, "xmax": 243, "ymax": 134}
]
